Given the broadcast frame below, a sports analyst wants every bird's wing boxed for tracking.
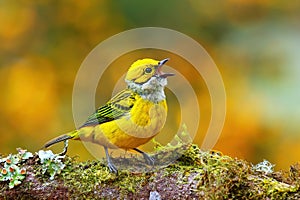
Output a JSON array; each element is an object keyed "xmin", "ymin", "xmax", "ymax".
[{"xmin": 79, "ymin": 89, "xmax": 136, "ymax": 128}]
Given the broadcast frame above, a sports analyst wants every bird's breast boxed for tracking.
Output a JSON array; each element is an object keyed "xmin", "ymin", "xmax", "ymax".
[
  {"xmin": 110, "ymin": 97, "xmax": 167, "ymax": 139},
  {"xmin": 130, "ymin": 98, "xmax": 167, "ymax": 132}
]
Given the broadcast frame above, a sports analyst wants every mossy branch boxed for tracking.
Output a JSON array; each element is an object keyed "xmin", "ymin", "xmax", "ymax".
[{"xmin": 1, "ymin": 142, "xmax": 300, "ymax": 199}]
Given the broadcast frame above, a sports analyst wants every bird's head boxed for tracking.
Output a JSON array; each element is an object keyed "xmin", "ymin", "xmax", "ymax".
[
  {"xmin": 125, "ymin": 58, "xmax": 174, "ymax": 86},
  {"xmin": 125, "ymin": 58, "xmax": 174, "ymax": 102}
]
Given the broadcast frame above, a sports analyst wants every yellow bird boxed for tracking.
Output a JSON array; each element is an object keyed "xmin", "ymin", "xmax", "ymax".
[{"xmin": 44, "ymin": 58, "xmax": 174, "ymax": 173}]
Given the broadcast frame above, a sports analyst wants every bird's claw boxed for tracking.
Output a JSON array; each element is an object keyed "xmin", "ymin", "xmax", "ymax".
[
  {"xmin": 107, "ymin": 161, "xmax": 118, "ymax": 174},
  {"xmin": 104, "ymin": 146, "xmax": 118, "ymax": 174},
  {"xmin": 133, "ymin": 148, "xmax": 155, "ymax": 166},
  {"xmin": 142, "ymin": 153, "xmax": 155, "ymax": 166}
]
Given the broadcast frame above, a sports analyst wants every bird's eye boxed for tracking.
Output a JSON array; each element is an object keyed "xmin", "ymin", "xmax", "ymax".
[{"xmin": 144, "ymin": 67, "xmax": 152, "ymax": 74}]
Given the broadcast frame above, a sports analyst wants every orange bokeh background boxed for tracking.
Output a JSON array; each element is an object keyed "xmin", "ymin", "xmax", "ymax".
[{"xmin": 1, "ymin": 1, "xmax": 300, "ymax": 170}]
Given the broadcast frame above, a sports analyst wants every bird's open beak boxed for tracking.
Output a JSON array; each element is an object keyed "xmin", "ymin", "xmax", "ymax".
[{"xmin": 156, "ymin": 58, "xmax": 175, "ymax": 78}]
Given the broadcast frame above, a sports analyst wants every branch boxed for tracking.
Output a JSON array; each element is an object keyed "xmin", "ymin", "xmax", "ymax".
[{"xmin": 1, "ymin": 143, "xmax": 300, "ymax": 199}]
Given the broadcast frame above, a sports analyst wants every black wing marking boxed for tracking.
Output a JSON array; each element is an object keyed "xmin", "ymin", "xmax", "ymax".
[{"xmin": 79, "ymin": 89, "xmax": 136, "ymax": 128}]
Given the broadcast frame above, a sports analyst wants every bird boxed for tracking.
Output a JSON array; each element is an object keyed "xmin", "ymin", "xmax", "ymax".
[{"xmin": 44, "ymin": 58, "xmax": 174, "ymax": 173}]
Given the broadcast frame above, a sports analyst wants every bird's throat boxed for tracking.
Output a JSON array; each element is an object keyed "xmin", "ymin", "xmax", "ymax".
[{"xmin": 126, "ymin": 78, "xmax": 167, "ymax": 103}]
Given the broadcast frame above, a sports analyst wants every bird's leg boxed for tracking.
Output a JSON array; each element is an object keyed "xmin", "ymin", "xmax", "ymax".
[
  {"xmin": 133, "ymin": 148, "xmax": 155, "ymax": 165},
  {"xmin": 59, "ymin": 140, "xmax": 68, "ymax": 156},
  {"xmin": 104, "ymin": 147, "xmax": 118, "ymax": 174}
]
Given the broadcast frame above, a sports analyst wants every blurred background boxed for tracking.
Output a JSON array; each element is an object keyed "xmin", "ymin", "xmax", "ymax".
[{"xmin": 1, "ymin": 0, "xmax": 300, "ymax": 170}]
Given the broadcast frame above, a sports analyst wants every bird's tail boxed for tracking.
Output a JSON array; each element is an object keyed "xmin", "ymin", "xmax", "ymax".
[{"xmin": 44, "ymin": 130, "xmax": 78, "ymax": 148}]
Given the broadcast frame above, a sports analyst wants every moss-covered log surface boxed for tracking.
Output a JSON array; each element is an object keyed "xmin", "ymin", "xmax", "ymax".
[{"xmin": 1, "ymin": 143, "xmax": 300, "ymax": 199}]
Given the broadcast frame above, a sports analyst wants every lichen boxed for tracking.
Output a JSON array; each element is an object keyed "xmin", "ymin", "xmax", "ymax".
[
  {"xmin": 38, "ymin": 150, "xmax": 65, "ymax": 180},
  {"xmin": 252, "ymin": 159, "xmax": 275, "ymax": 174},
  {"xmin": 0, "ymin": 148, "xmax": 33, "ymax": 189}
]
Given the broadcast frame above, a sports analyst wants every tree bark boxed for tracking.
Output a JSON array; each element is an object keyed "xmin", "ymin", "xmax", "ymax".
[{"xmin": 1, "ymin": 144, "xmax": 300, "ymax": 199}]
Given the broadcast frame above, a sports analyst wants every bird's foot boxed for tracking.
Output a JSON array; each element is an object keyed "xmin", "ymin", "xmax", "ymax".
[
  {"xmin": 133, "ymin": 148, "xmax": 155, "ymax": 166},
  {"xmin": 107, "ymin": 160, "xmax": 118, "ymax": 174},
  {"xmin": 104, "ymin": 147, "xmax": 118, "ymax": 174},
  {"xmin": 142, "ymin": 153, "xmax": 155, "ymax": 166}
]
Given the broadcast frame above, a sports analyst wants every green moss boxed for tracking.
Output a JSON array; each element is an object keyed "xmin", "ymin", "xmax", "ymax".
[{"xmin": 1, "ymin": 135, "xmax": 300, "ymax": 199}]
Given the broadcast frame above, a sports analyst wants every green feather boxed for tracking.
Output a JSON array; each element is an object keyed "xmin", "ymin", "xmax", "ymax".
[{"xmin": 80, "ymin": 89, "xmax": 136, "ymax": 128}]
